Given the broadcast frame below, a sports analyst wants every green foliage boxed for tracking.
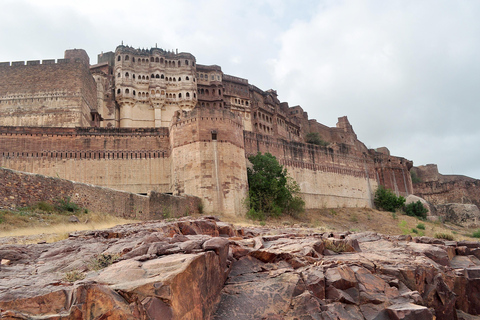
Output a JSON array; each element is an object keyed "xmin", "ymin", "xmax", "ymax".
[
  {"xmin": 416, "ymin": 223, "xmax": 426, "ymax": 230},
  {"xmin": 471, "ymin": 229, "xmax": 480, "ymax": 238},
  {"xmin": 36, "ymin": 201, "xmax": 55, "ymax": 212},
  {"xmin": 405, "ymin": 201, "xmax": 428, "ymax": 220},
  {"xmin": 411, "ymin": 228, "xmax": 418, "ymax": 234},
  {"xmin": 374, "ymin": 186, "xmax": 405, "ymax": 212},
  {"xmin": 305, "ymin": 132, "xmax": 329, "ymax": 147},
  {"xmin": 410, "ymin": 171, "xmax": 421, "ymax": 184},
  {"xmin": 398, "ymin": 220, "xmax": 410, "ymax": 235},
  {"xmin": 55, "ymin": 197, "xmax": 80, "ymax": 213},
  {"xmin": 246, "ymin": 153, "xmax": 305, "ymax": 220},
  {"xmin": 434, "ymin": 233, "xmax": 454, "ymax": 241}
]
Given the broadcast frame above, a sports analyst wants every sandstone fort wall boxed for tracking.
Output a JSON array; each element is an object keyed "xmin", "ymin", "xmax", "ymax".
[
  {"xmin": 170, "ymin": 108, "xmax": 248, "ymax": 215},
  {"xmin": 0, "ymin": 127, "xmax": 171, "ymax": 193},
  {"xmin": 0, "ymin": 167, "xmax": 201, "ymax": 219},
  {"xmin": 0, "ymin": 57, "xmax": 97, "ymax": 127}
]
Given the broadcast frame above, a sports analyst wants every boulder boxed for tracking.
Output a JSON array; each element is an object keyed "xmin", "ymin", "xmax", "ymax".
[
  {"xmin": 406, "ymin": 195, "xmax": 432, "ymax": 215},
  {"xmin": 436, "ymin": 203, "xmax": 480, "ymax": 226}
]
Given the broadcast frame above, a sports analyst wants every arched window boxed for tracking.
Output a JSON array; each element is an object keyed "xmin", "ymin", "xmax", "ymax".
[
  {"xmin": 218, "ymin": 89, "xmax": 221, "ymax": 95},
  {"xmin": 117, "ymin": 73, "xmax": 120, "ymax": 78},
  {"xmin": 179, "ymin": 93, "xmax": 182, "ymax": 98},
  {"xmin": 146, "ymin": 92, "xmax": 149, "ymax": 97},
  {"xmin": 201, "ymin": 89, "xmax": 204, "ymax": 94},
  {"xmin": 161, "ymin": 74, "xmax": 164, "ymax": 79},
  {"xmin": 155, "ymin": 57, "xmax": 159, "ymax": 62},
  {"xmin": 178, "ymin": 77, "xmax": 181, "ymax": 81},
  {"xmin": 185, "ymin": 60, "xmax": 189, "ymax": 65},
  {"xmin": 173, "ymin": 78, "xmax": 176, "ymax": 82},
  {"xmin": 186, "ymin": 76, "xmax": 189, "ymax": 80},
  {"xmin": 125, "ymin": 88, "xmax": 130, "ymax": 94},
  {"xmin": 133, "ymin": 90, "xmax": 136, "ymax": 96},
  {"xmin": 125, "ymin": 55, "xmax": 129, "ymax": 61},
  {"xmin": 156, "ymin": 90, "xmax": 160, "ymax": 94},
  {"xmin": 132, "ymin": 57, "xmax": 135, "ymax": 62},
  {"xmin": 151, "ymin": 74, "xmax": 155, "ymax": 78},
  {"xmin": 133, "ymin": 74, "xmax": 135, "ymax": 79},
  {"xmin": 151, "ymin": 90, "xmax": 155, "ymax": 95},
  {"xmin": 205, "ymin": 89, "xmax": 209, "ymax": 95},
  {"xmin": 200, "ymin": 74, "xmax": 204, "ymax": 79},
  {"xmin": 161, "ymin": 90, "xmax": 165, "ymax": 95},
  {"xmin": 173, "ymin": 94, "xmax": 176, "ymax": 98},
  {"xmin": 178, "ymin": 61, "xmax": 181, "ymax": 67},
  {"xmin": 168, "ymin": 61, "xmax": 172, "ymax": 67},
  {"xmin": 117, "ymin": 55, "xmax": 121, "ymax": 61},
  {"xmin": 160, "ymin": 58, "xmax": 164, "ymax": 63},
  {"xmin": 150, "ymin": 57, "xmax": 154, "ymax": 62},
  {"xmin": 125, "ymin": 72, "xmax": 129, "ymax": 78},
  {"xmin": 193, "ymin": 93, "xmax": 196, "ymax": 98},
  {"xmin": 146, "ymin": 76, "xmax": 149, "ymax": 80},
  {"xmin": 155, "ymin": 74, "xmax": 159, "ymax": 78},
  {"xmin": 186, "ymin": 92, "xmax": 190, "ymax": 98},
  {"xmin": 117, "ymin": 88, "xmax": 121, "ymax": 94},
  {"xmin": 142, "ymin": 75, "xmax": 146, "ymax": 80},
  {"xmin": 142, "ymin": 58, "xmax": 146, "ymax": 63},
  {"xmin": 169, "ymin": 77, "xmax": 172, "ymax": 81}
]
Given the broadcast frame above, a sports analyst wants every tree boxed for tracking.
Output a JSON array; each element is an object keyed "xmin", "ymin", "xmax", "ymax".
[
  {"xmin": 305, "ymin": 132, "xmax": 329, "ymax": 147},
  {"xmin": 246, "ymin": 152, "xmax": 305, "ymax": 220},
  {"xmin": 374, "ymin": 185, "xmax": 405, "ymax": 212}
]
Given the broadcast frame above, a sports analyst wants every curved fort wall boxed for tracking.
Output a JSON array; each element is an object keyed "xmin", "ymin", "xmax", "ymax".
[{"xmin": 170, "ymin": 108, "xmax": 248, "ymax": 215}]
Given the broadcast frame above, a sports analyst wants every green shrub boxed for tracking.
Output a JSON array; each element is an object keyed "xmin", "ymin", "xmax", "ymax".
[
  {"xmin": 411, "ymin": 228, "xmax": 418, "ymax": 234},
  {"xmin": 56, "ymin": 197, "xmax": 80, "ymax": 213},
  {"xmin": 374, "ymin": 186, "xmax": 405, "ymax": 212},
  {"xmin": 472, "ymin": 229, "xmax": 480, "ymax": 238},
  {"xmin": 410, "ymin": 171, "xmax": 421, "ymax": 184},
  {"xmin": 197, "ymin": 202, "xmax": 204, "ymax": 214},
  {"xmin": 246, "ymin": 153, "xmax": 305, "ymax": 220},
  {"xmin": 305, "ymin": 132, "xmax": 329, "ymax": 147},
  {"xmin": 416, "ymin": 223, "xmax": 426, "ymax": 230},
  {"xmin": 405, "ymin": 201, "xmax": 428, "ymax": 220},
  {"xmin": 36, "ymin": 201, "xmax": 55, "ymax": 212},
  {"xmin": 434, "ymin": 233, "xmax": 454, "ymax": 241}
]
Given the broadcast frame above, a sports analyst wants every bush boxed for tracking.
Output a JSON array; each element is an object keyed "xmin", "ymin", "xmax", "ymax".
[
  {"xmin": 89, "ymin": 254, "xmax": 120, "ymax": 271},
  {"xmin": 405, "ymin": 201, "xmax": 428, "ymax": 220},
  {"xmin": 416, "ymin": 223, "xmax": 426, "ymax": 230},
  {"xmin": 374, "ymin": 186, "xmax": 405, "ymax": 212},
  {"xmin": 305, "ymin": 132, "xmax": 329, "ymax": 147},
  {"xmin": 247, "ymin": 153, "xmax": 305, "ymax": 220},
  {"xmin": 471, "ymin": 229, "xmax": 480, "ymax": 238},
  {"xmin": 56, "ymin": 197, "xmax": 80, "ymax": 213}
]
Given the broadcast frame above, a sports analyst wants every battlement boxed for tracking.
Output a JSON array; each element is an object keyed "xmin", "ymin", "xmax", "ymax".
[
  {"xmin": 115, "ymin": 45, "xmax": 196, "ymax": 60},
  {"xmin": 0, "ymin": 58, "xmax": 88, "ymax": 68},
  {"xmin": 223, "ymin": 74, "xmax": 248, "ymax": 85}
]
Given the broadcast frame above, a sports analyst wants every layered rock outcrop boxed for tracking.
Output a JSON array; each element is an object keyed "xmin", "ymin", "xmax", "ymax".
[{"xmin": 2, "ymin": 217, "xmax": 480, "ymax": 319}]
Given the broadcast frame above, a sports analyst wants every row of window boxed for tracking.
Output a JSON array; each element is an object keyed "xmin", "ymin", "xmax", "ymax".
[
  {"xmin": 117, "ymin": 55, "xmax": 194, "ymax": 67},
  {"xmin": 253, "ymin": 111, "xmax": 273, "ymax": 124},
  {"xmin": 116, "ymin": 88, "xmax": 196, "ymax": 99},
  {"xmin": 233, "ymin": 98, "xmax": 249, "ymax": 106},
  {"xmin": 254, "ymin": 123, "xmax": 273, "ymax": 134},
  {"xmin": 198, "ymin": 88, "xmax": 222, "ymax": 96},
  {"xmin": 198, "ymin": 73, "xmax": 221, "ymax": 81},
  {"xmin": 118, "ymin": 72, "xmax": 193, "ymax": 82}
]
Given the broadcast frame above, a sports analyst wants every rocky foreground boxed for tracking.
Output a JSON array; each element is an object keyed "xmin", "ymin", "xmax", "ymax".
[{"xmin": 1, "ymin": 218, "xmax": 480, "ymax": 319}]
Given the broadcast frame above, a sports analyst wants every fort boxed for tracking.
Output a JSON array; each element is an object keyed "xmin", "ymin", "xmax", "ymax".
[{"xmin": 0, "ymin": 45, "xmax": 413, "ymax": 215}]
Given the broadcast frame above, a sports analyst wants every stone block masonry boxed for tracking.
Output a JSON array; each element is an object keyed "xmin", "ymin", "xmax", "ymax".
[{"xmin": 0, "ymin": 167, "xmax": 201, "ymax": 219}]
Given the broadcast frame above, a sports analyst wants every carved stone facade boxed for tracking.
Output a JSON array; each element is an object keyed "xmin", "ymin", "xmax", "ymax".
[{"xmin": 0, "ymin": 45, "xmax": 413, "ymax": 215}]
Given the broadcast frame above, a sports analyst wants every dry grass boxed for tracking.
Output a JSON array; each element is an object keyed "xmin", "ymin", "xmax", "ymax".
[
  {"xmin": 219, "ymin": 207, "xmax": 477, "ymax": 240},
  {"xmin": 0, "ymin": 209, "xmax": 134, "ymax": 244}
]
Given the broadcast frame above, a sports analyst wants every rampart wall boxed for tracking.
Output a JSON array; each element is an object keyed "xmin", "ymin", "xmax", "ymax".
[
  {"xmin": 0, "ymin": 58, "xmax": 97, "ymax": 127},
  {"xmin": 0, "ymin": 167, "xmax": 201, "ymax": 219},
  {"xmin": 0, "ymin": 127, "xmax": 171, "ymax": 193},
  {"xmin": 244, "ymin": 131, "xmax": 379, "ymax": 208}
]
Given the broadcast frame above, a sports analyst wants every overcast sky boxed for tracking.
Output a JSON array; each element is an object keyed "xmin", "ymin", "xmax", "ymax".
[{"xmin": 1, "ymin": 0, "xmax": 480, "ymax": 179}]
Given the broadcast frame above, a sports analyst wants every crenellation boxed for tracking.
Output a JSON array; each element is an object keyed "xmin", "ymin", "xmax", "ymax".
[{"xmin": 0, "ymin": 44, "xmax": 414, "ymax": 214}]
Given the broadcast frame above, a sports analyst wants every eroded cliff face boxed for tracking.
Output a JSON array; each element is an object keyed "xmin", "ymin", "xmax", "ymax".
[{"xmin": 1, "ymin": 217, "xmax": 480, "ymax": 319}]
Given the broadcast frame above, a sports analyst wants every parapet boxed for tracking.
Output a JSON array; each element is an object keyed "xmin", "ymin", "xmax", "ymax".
[{"xmin": 64, "ymin": 49, "xmax": 90, "ymax": 66}]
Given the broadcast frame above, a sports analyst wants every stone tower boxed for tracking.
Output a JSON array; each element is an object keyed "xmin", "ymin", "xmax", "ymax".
[{"xmin": 170, "ymin": 107, "xmax": 248, "ymax": 215}]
